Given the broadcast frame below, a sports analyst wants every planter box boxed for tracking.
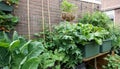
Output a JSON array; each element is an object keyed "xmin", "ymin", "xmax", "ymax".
[
  {"xmin": 0, "ymin": 1, "xmax": 13, "ymax": 12},
  {"xmin": 81, "ymin": 43, "xmax": 100, "ymax": 58},
  {"xmin": 100, "ymin": 40, "xmax": 112, "ymax": 53}
]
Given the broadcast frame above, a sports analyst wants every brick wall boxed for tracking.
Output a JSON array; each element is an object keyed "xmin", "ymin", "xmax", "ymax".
[
  {"xmin": 115, "ymin": 9, "xmax": 120, "ymax": 25},
  {"xmin": 101, "ymin": 0, "xmax": 120, "ymax": 11},
  {"xmin": 14, "ymin": 0, "xmax": 100, "ymax": 38}
]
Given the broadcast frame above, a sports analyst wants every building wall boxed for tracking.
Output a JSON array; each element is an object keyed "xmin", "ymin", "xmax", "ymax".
[
  {"xmin": 14, "ymin": 0, "xmax": 100, "ymax": 38},
  {"xmin": 115, "ymin": 9, "xmax": 120, "ymax": 25},
  {"xmin": 101, "ymin": 0, "xmax": 120, "ymax": 24},
  {"xmin": 101, "ymin": 0, "xmax": 120, "ymax": 11}
]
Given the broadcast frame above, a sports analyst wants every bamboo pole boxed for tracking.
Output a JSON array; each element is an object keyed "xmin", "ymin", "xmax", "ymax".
[
  {"xmin": 27, "ymin": 0, "xmax": 31, "ymax": 40},
  {"xmin": 92, "ymin": 0, "xmax": 94, "ymax": 12},
  {"xmin": 47, "ymin": 0, "xmax": 51, "ymax": 33},
  {"xmin": 42, "ymin": 0, "xmax": 45, "ymax": 40}
]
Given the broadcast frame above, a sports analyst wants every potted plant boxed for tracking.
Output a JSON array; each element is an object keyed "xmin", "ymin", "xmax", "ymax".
[
  {"xmin": 76, "ymin": 23, "xmax": 109, "ymax": 58},
  {"xmin": 79, "ymin": 11, "xmax": 112, "ymax": 30},
  {"xmin": 60, "ymin": 0, "xmax": 77, "ymax": 22}
]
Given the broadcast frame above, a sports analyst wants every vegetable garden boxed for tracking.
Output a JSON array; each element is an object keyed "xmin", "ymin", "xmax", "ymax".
[{"xmin": 0, "ymin": 0, "xmax": 120, "ymax": 69}]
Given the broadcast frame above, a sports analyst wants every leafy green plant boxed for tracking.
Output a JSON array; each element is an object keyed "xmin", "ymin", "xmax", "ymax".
[
  {"xmin": 79, "ymin": 11, "xmax": 113, "ymax": 30},
  {"xmin": 0, "ymin": 11, "xmax": 19, "ymax": 32},
  {"xmin": 109, "ymin": 25, "xmax": 120, "ymax": 51},
  {"xmin": 103, "ymin": 54, "xmax": 120, "ymax": 69},
  {"xmin": 76, "ymin": 23, "xmax": 109, "ymax": 45},
  {"xmin": 38, "ymin": 50, "xmax": 68, "ymax": 69},
  {"xmin": 0, "ymin": 31, "xmax": 45, "ymax": 69},
  {"xmin": 35, "ymin": 21, "xmax": 109, "ymax": 68},
  {"xmin": 60, "ymin": 0, "xmax": 77, "ymax": 13}
]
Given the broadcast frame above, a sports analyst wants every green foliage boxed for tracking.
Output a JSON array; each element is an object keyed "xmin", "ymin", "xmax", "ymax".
[
  {"xmin": 60, "ymin": 0, "xmax": 77, "ymax": 13},
  {"xmin": 53, "ymin": 22, "xmax": 109, "ymax": 45},
  {"xmin": 38, "ymin": 50, "xmax": 67, "ymax": 69},
  {"xmin": 35, "ymin": 21, "xmax": 109, "ymax": 68},
  {"xmin": 0, "ymin": 0, "xmax": 19, "ymax": 5},
  {"xmin": 103, "ymin": 54, "xmax": 120, "ymax": 69},
  {"xmin": 79, "ymin": 12, "xmax": 113, "ymax": 30},
  {"xmin": 0, "ymin": 31, "xmax": 45, "ymax": 69},
  {"xmin": 0, "ymin": 11, "xmax": 19, "ymax": 31},
  {"xmin": 109, "ymin": 25, "xmax": 120, "ymax": 50}
]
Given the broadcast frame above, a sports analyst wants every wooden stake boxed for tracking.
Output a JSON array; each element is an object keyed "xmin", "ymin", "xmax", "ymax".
[
  {"xmin": 27, "ymin": 0, "xmax": 31, "ymax": 40},
  {"xmin": 42, "ymin": 0, "xmax": 45, "ymax": 40},
  {"xmin": 47, "ymin": 0, "xmax": 51, "ymax": 33}
]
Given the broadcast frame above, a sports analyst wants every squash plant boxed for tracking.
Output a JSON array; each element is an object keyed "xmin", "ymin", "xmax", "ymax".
[{"xmin": 0, "ymin": 11, "xmax": 19, "ymax": 32}]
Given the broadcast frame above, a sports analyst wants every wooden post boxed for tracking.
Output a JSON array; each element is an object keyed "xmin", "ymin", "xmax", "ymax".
[
  {"xmin": 27, "ymin": 0, "xmax": 31, "ymax": 40},
  {"xmin": 47, "ymin": 0, "xmax": 51, "ymax": 33},
  {"xmin": 42, "ymin": 0, "xmax": 45, "ymax": 40}
]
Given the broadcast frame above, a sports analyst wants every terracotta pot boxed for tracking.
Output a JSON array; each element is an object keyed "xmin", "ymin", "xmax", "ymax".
[{"xmin": 62, "ymin": 12, "xmax": 75, "ymax": 22}]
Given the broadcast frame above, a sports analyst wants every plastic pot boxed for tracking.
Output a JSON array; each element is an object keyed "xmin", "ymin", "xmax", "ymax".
[{"xmin": 100, "ymin": 39, "xmax": 112, "ymax": 53}]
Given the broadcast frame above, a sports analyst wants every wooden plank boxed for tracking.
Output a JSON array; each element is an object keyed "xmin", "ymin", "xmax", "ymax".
[{"xmin": 83, "ymin": 52, "xmax": 109, "ymax": 62}]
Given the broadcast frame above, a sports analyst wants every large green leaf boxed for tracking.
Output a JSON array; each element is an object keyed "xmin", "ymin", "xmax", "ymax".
[
  {"xmin": 9, "ymin": 40, "xmax": 20, "ymax": 52},
  {"xmin": 0, "ymin": 42, "xmax": 9, "ymax": 48},
  {"xmin": 13, "ymin": 31, "xmax": 19, "ymax": 41},
  {"xmin": 27, "ymin": 41, "xmax": 44, "ymax": 59},
  {"xmin": 11, "ymin": 54, "xmax": 25, "ymax": 69},
  {"xmin": 20, "ymin": 40, "xmax": 31, "ymax": 55},
  {"xmin": 0, "ymin": 47, "xmax": 9, "ymax": 67},
  {"xmin": 3, "ymin": 32, "xmax": 11, "ymax": 42},
  {"xmin": 21, "ymin": 57, "xmax": 40, "ymax": 69}
]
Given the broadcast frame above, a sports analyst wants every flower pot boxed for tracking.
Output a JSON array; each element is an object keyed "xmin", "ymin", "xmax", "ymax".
[
  {"xmin": 81, "ymin": 43, "xmax": 100, "ymax": 58},
  {"xmin": 100, "ymin": 39, "xmax": 112, "ymax": 53},
  {"xmin": 0, "ymin": 1, "xmax": 13, "ymax": 12},
  {"xmin": 62, "ymin": 12, "xmax": 75, "ymax": 22}
]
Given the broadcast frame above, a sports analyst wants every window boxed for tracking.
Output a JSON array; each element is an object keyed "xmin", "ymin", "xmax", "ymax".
[
  {"xmin": 81, "ymin": 0, "xmax": 101, "ymax": 4},
  {"xmin": 104, "ymin": 10, "xmax": 115, "ymax": 22}
]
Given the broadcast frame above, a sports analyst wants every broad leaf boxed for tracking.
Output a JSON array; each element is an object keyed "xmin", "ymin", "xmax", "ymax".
[
  {"xmin": 13, "ymin": 31, "xmax": 19, "ymax": 41},
  {"xmin": 20, "ymin": 40, "xmax": 31, "ymax": 55},
  {"xmin": 21, "ymin": 57, "xmax": 40, "ymax": 69},
  {"xmin": 9, "ymin": 40, "xmax": 20, "ymax": 52},
  {"xmin": 27, "ymin": 41, "xmax": 44, "ymax": 59},
  {"xmin": 3, "ymin": 32, "xmax": 11, "ymax": 42},
  {"xmin": 0, "ymin": 42, "xmax": 9, "ymax": 48}
]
